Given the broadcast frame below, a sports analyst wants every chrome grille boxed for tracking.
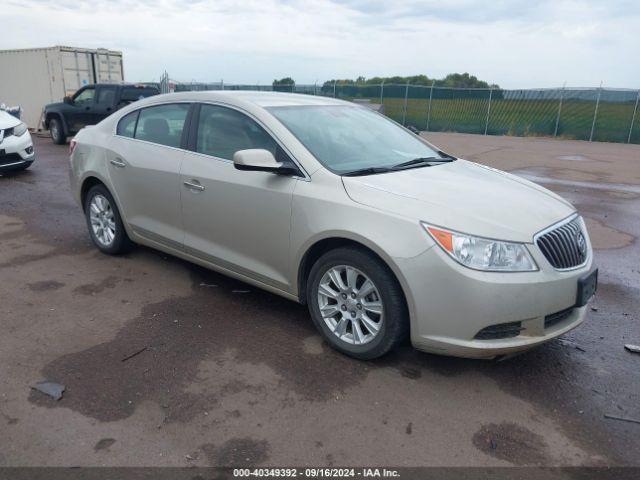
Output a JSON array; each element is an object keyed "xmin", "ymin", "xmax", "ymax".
[{"xmin": 536, "ymin": 217, "xmax": 587, "ymax": 269}]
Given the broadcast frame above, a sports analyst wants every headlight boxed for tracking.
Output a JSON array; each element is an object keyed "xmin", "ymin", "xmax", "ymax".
[
  {"xmin": 13, "ymin": 122, "xmax": 28, "ymax": 137},
  {"xmin": 422, "ymin": 223, "xmax": 538, "ymax": 272}
]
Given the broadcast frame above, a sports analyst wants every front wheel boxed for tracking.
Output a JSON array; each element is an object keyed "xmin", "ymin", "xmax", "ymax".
[
  {"xmin": 84, "ymin": 184, "xmax": 134, "ymax": 254},
  {"xmin": 307, "ymin": 247, "xmax": 408, "ymax": 360}
]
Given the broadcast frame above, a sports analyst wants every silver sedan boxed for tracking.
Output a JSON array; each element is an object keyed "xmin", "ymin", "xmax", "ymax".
[{"xmin": 69, "ymin": 91, "xmax": 597, "ymax": 359}]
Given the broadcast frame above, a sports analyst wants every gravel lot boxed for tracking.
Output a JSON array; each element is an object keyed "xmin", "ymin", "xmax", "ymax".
[{"xmin": 0, "ymin": 133, "xmax": 638, "ymax": 467}]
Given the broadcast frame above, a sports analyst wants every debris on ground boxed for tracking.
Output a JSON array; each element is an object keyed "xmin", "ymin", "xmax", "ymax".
[
  {"xmin": 604, "ymin": 413, "xmax": 640, "ymax": 425},
  {"xmin": 121, "ymin": 347, "xmax": 148, "ymax": 362},
  {"xmin": 591, "ymin": 307, "xmax": 598, "ymax": 312},
  {"xmin": 31, "ymin": 381, "xmax": 65, "ymax": 401},
  {"xmin": 199, "ymin": 283, "xmax": 217, "ymax": 288},
  {"xmin": 559, "ymin": 339, "xmax": 586, "ymax": 352},
  {"xmin": 94, "ymin": 438, "xmax": 116, "ymax": 451},
  {"xmin": 624, "ymin": 344, "xmax": 640, "ymax": 354},
  {"xmin": 232, "ymin": 289, "xmax": 251, "ymax": 294}
]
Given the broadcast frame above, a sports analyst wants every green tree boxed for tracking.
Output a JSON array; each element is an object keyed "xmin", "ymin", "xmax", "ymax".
[
  {"xmin": 273, "ymin": 77, "xmax": 295, "ymax": 92},
  {"xmin": 322, "ymin": 73, "xmax": 499, "ymax": 89}
]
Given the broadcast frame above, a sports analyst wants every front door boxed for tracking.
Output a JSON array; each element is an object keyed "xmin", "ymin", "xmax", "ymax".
[
  {"xmin": 68, "ymin": 86, "xmax": 96, "ymax": 132},
  {"xmin": 180, "ymin": 103, "xmax": 298, "ymax": 291}
]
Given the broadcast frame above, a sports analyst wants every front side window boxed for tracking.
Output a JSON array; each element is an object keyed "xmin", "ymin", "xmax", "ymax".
[
  {"xmin": 196, "ymin": 104, "xmax": 278, "ymax": 160},
  {"xmin": 134, "ymin": 103, "xmax": 189, "ymax": 148},
  {"xmin": 116, "ymin": 110, "xmax": 139, "ymax": 138},
  {"xmin": 267, "ymin": 105, "xmax": 446, "ymax": 174},
  {"xmin": 74, "ymin": 87, "xmax": 95, "ymax": 105}
]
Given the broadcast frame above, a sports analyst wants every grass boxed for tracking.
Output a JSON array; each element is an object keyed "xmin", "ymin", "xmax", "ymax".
[{"xmin": 336, "ymin": 95, "xmax": 639, "ymax": 144}]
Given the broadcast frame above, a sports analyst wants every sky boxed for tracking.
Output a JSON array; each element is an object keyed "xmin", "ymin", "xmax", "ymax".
[{"xmin": 1, "ymin": 0, "xmax": 639, "ymax": 89}]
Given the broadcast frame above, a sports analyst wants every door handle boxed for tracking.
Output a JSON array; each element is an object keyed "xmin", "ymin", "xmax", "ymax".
[
  {"xmin": 183, "ymin": 180, "xmax": 205, "ymax": 192},
  {"xmin": 110, "ymin": 158, "xmax": 126, "ymax": 168}
]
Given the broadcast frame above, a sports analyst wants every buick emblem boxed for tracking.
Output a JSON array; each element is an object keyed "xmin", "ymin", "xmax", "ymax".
[{"xmin": 576, "ymin": 231, "xmax": 587, "ymax": 256}]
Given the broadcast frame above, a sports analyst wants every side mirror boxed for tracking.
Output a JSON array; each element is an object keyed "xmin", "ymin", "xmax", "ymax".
[
  {"xmin": 63, "ymin": 96, "xmax": 73, "ymax": 105},
  {"xmin": 233, "ymin": 149, "xmax": 298, "ymax": 175}
]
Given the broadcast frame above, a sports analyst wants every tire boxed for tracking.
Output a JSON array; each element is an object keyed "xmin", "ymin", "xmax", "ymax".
[
  {"xmin": 49, "ymin": 118, "xmax": 66, "ymax": 145},
  {"xmin": 307, "ymin": 247, "xmax": 408, "ymax": 360},
  {"xmin": 84, "ymin": 184, "xmax": 134, "ymax": 255}
]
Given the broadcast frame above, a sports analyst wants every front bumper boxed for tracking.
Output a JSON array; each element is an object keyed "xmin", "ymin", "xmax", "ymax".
[
  {"xmin": 0, "ymin": 131, "xmax": 35, "ymax": 171},
  {"xmin": 395, "ymin": 236, "xmax": 594, "ymax": 359}
]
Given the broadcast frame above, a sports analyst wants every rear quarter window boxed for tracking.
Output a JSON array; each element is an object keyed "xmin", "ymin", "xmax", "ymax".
[{"xmin": 116, "ymin": 110, "xmax": 139, "ymax": 138}]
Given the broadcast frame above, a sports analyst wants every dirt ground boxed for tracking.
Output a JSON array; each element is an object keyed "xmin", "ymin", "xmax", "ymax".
[{"xmin": 0, "ymin": 134, "xmax": 639, "ymax": 467}]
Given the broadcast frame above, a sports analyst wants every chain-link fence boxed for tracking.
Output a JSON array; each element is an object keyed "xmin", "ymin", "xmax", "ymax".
[{"xmin": 156, "ymin": 74, "xmax": 640, "ymax": 144}]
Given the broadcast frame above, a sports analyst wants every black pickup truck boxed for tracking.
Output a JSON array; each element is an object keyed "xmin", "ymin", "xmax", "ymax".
[{"xmin": 43, "ymin": 83, "xmax": 160, "ymax": 144}]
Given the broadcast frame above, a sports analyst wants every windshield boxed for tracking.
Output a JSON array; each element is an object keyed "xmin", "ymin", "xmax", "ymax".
[{"xmin": 267, "ymin": 105, "xmax": 450, "ymax": 174}]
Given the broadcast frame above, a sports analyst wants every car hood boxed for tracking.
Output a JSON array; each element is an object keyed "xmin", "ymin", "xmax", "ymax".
[
  {"xmin": 0, "ymin": 111, "xmax": 21, "ymax": 129},
  {"xmin": 342, "ymin": 159, "xmax": 575, "ymax": 243}
]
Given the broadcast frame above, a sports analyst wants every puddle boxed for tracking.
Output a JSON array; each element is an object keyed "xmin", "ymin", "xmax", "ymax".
[
  {"xmin": 473, "ymin": 422, "xmax": 549, "ymax": 465},
  {"xmin": 201, "ymin": 438, "xmax": 270, "ymax": 467},
  {"xmin": 557, "ymin": 155, "xmax": 590, "ymax": 162},
  {"xmin": 584, "ymin": 217, "xmax": 634, "ymax": 249},
  {"xmin": 512, "ymin": 169, "xmax": 640, "ymax": 194}
]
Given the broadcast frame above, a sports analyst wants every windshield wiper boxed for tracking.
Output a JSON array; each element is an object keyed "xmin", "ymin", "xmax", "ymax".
[
  {"xmin": 342, "ymin": 154, "xmax": 456, "ymax": 176},
  {"xmin": 341, "ymin": 167, "xmax": 392, "ymax": 177},
  {"xmin": 390, "ymin": 157, "xmax": 440, "ymax": 170}
]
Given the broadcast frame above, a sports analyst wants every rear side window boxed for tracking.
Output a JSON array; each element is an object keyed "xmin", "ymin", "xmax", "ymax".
[
  {"xmin": 97, "ymin": 87, "xmax": 116, "ymax": 105},
  {"xmin": 196, "ymin": 104, "xmax": 278, "ymax": 160},
  {"xmin": 120, "ymin": 87, "xmax": 159, "ymax": 104},
  {"xmin": 134, "ymin": 104, "xmax": 189, "ymax": 148},
  {"xmin": 116, "ymin": 110, "xmax": 139, "ymax": 138}
]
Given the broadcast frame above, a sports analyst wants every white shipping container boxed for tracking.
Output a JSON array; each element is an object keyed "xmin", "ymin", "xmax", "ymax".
[{"xmin": 0, "ymin": 46, "xmax": 124, "ymax": 128}]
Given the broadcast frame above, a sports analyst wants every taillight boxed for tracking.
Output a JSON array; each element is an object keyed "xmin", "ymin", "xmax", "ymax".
[{"xmin": 69, "ymin": 138, "xmax": 77, "ymax": 156}]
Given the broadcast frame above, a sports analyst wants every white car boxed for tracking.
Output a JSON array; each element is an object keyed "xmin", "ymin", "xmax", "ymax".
[
  {"xmin": 0, "ymin": 110, "xmax": 35, "ymax": 173},
  {"xmin": 69, "ymin": 91, "xmax": 597, "ymax": 360}
]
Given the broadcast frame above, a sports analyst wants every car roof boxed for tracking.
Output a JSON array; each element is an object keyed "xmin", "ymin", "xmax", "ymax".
[{"xmin": 139, "ymin": 90, "xmax": 350, "ymax": 109}]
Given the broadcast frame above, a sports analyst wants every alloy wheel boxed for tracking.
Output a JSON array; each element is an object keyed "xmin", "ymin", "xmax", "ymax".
[
  {"xmin": 317, "ymin": 265, "xmax": 384, "ymax": 345},
  {"xmin": 89, "ymin": 194, "xmax": 116, "ymax": 247}
]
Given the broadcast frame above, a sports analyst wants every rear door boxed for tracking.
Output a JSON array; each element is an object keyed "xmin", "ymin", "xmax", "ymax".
[
  {"xmin": 180, "ymin": 103, "xmax": 298, "ymax": 291},
  {"xmin": 92, "ymin": 85, "xmax": 117, "ymax": 123},
  {"xmin": 105, "ymin": 103, "xmax": 191, "ymax": 249}
]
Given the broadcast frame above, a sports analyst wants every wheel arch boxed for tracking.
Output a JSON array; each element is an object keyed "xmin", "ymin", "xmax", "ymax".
[
  {"xmin": 45, "ymin": 111, "xmax": 69, "ymax": 135},
  {"xmin": 296, "ymin": 235, "xmax": 412, "ymax": 316},
  {"xmin": 80, "ymin": 176, "xmax": 107, "ymax": 211},
  {"xmin": 79, "ymin": 174, "xmax": 125, "ymax": 217}
]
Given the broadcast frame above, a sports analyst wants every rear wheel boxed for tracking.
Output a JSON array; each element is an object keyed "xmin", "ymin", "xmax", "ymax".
[
  {"xmin": 307, "ymin": 247, "xmax": 408, "ymax": 359},
  {"xmin": 84, "ymin": 184, "xmax": 134, "ymax": 254},
  {"xmin": 49, "ymin": 118, "xmax": 66, "ymax": 145}
]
